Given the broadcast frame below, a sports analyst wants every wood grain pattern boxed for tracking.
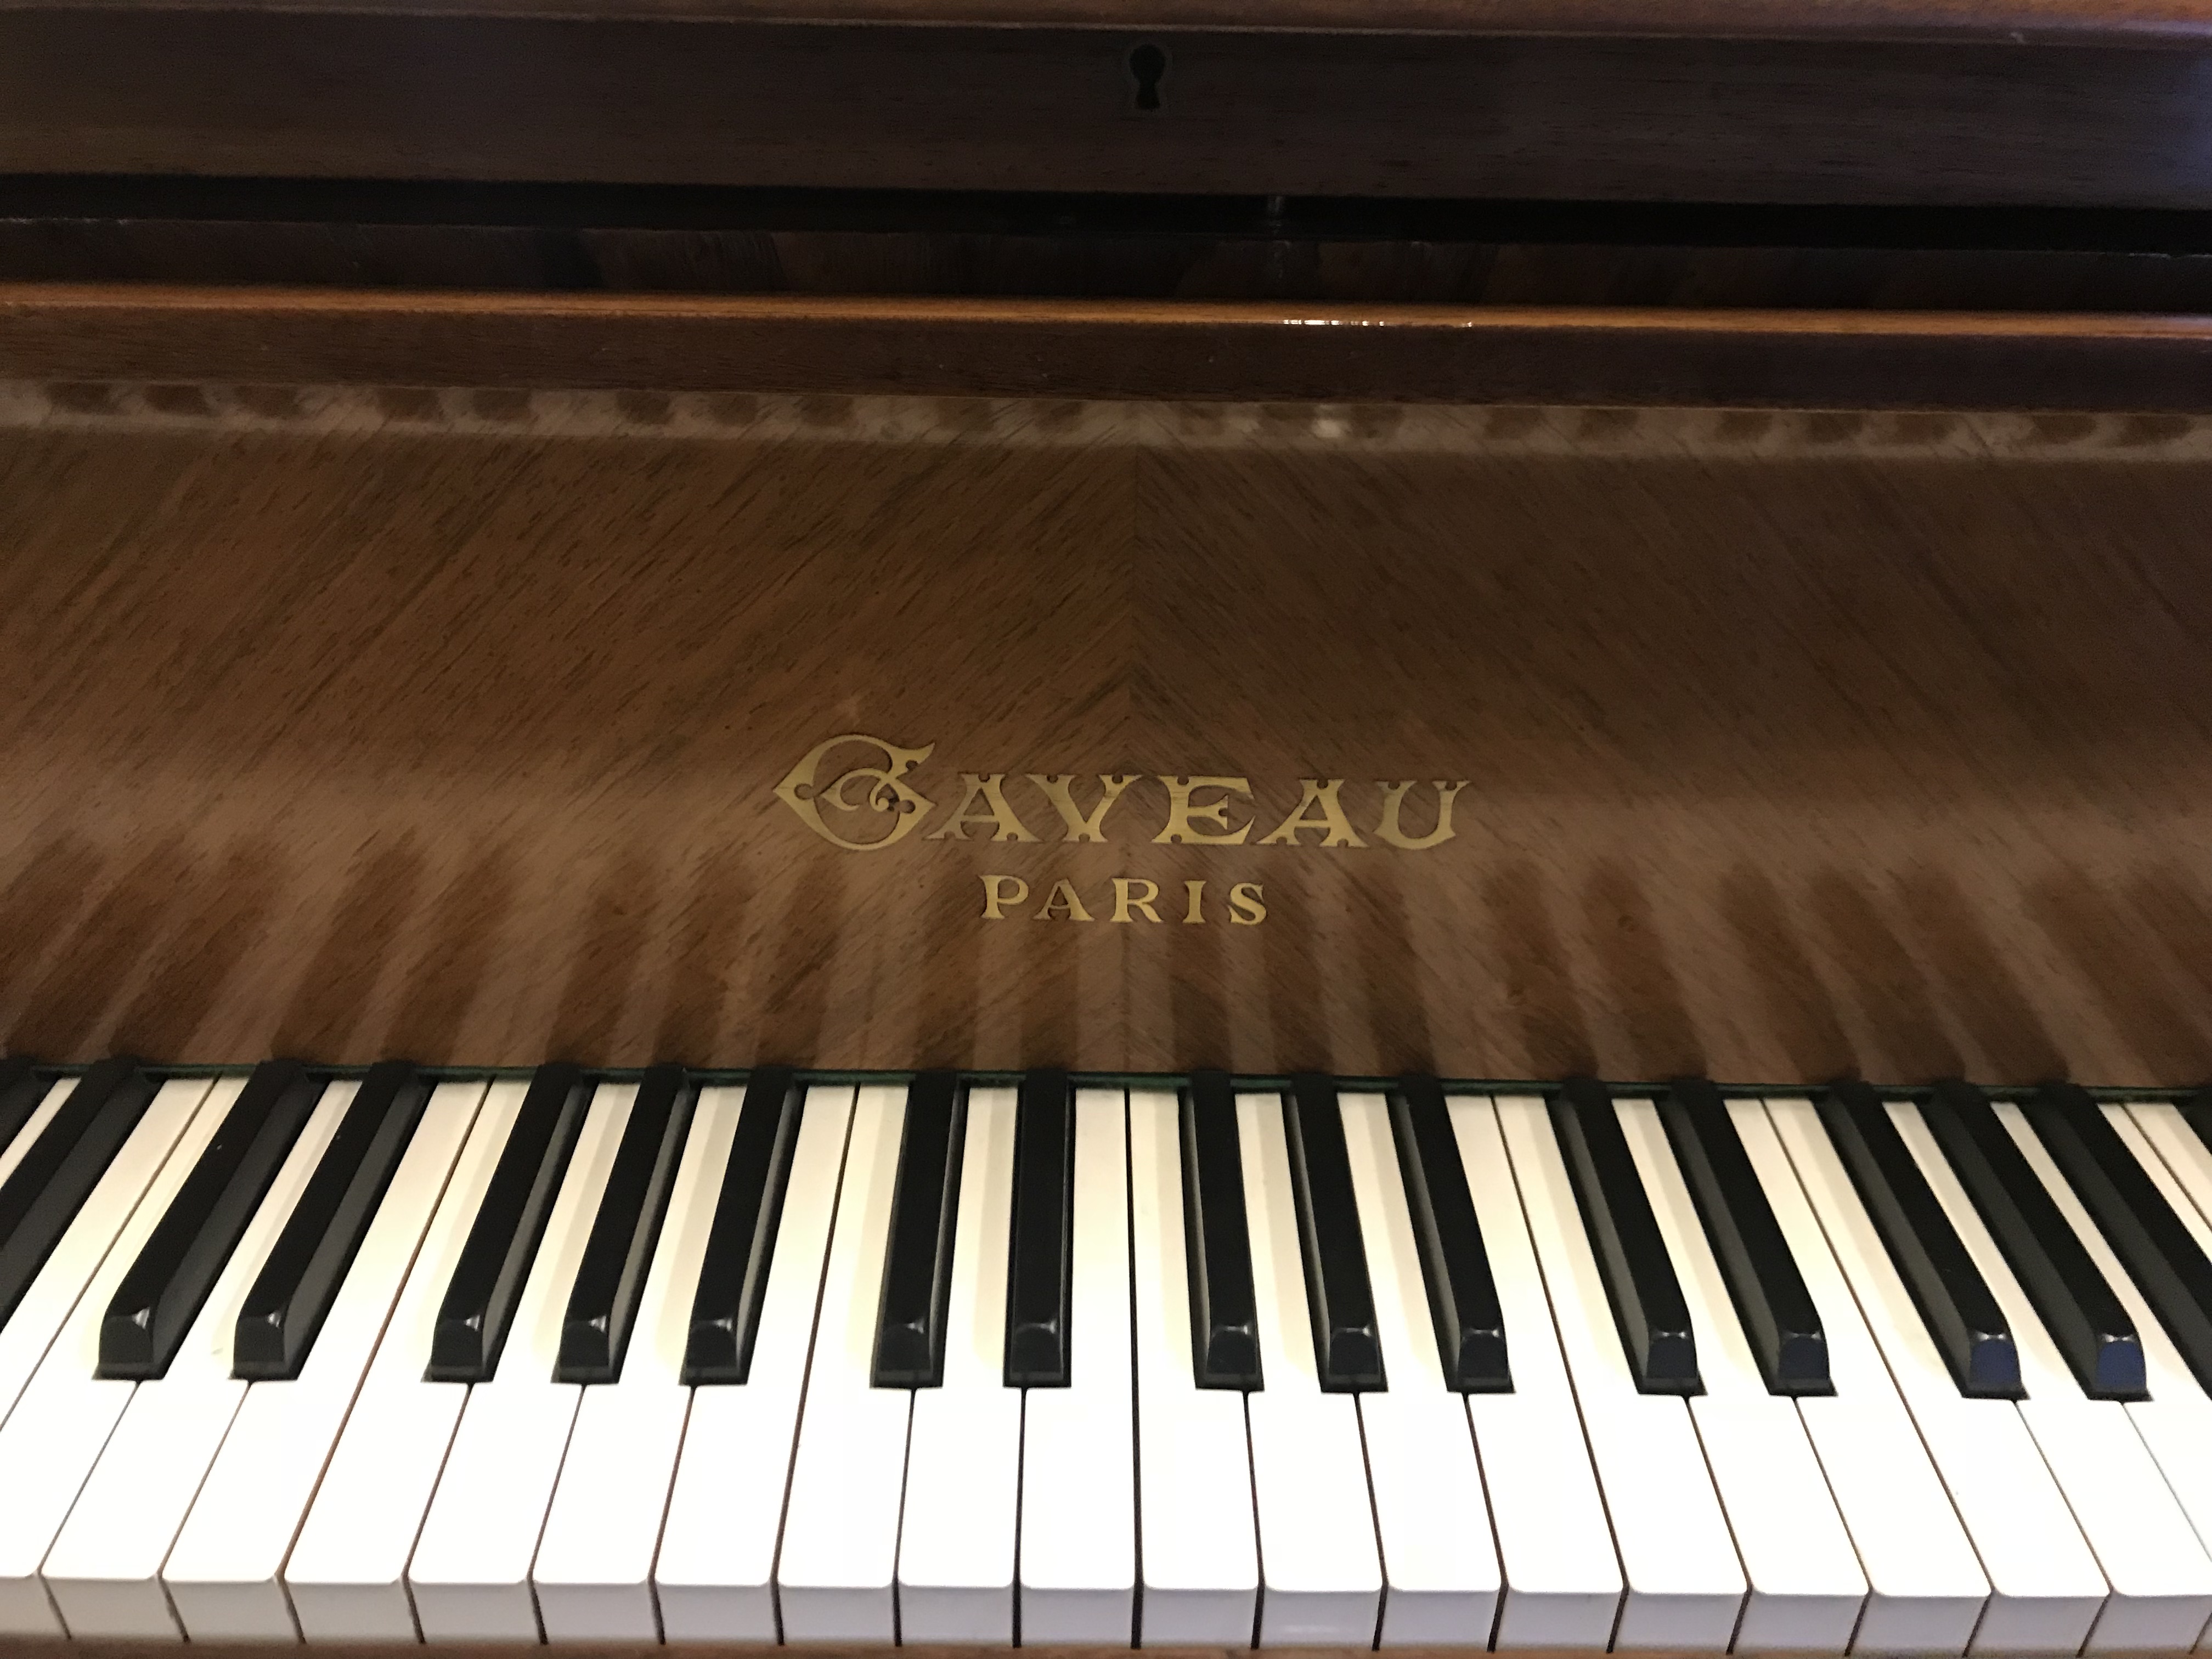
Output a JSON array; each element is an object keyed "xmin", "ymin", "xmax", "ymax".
[
  {"xmin": 10, "ymin": 287, "xmax": 2212, "ymax": 410},
  {"xmin": 0, "ymin": 377, "xmax": 2209, "ymax": 1088},
  {"xmin": 5, "ymin": 11, "xmax": 2212, "ymax": 205}
]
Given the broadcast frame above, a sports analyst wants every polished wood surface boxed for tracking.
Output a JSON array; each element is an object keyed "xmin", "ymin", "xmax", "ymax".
[
  {"xmin": 0, "ymin": 375, "xmax": 2207, "ymax": 1087},
  {"xmin": 16, "ymin": 0, "xmax": 2212, "ymax": 37},
  {"xmin": 10, "ymin": 287, "xmax": 2212, "ymax": 409},
  {"xmin": 5, "ymin": 10, "xmax": 2212, "ymax": 205}
]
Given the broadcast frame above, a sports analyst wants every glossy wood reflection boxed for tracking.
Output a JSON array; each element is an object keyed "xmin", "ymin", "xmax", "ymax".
[{"xmin": 0, "ymin": 386, "xmax": 2209, "ymax": 1085}]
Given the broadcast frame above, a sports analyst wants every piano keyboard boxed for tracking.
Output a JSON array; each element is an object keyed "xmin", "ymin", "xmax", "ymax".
[{"xmin": 0, "ymin": 1062, "xmax": 2210, "ymax": 1651}]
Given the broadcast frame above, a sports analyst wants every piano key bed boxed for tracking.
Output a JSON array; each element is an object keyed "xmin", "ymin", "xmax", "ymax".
[{"xmin": 1, "ymin": 1061, "xmax": 2210, "ymax": 1652}]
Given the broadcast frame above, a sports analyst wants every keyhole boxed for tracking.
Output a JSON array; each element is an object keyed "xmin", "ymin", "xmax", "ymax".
[{"xmin": 1128, "ymin": 42, "xmax": 1167, "ymax": 111}]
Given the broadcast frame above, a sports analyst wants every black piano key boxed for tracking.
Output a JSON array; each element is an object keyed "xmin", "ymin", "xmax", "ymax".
[
  {"xmin": 682, "ymin": 1065, "xmax": 803, "ymax": 1385},
  {"xmin": 0, "ymin": 1058, "xmax": 46, "ymax": 1159},
  {"xmin": 427, "ymin": 1062, "xmax": 591, "ymax": 1383},
  {"xmin": 1921, "ymin": 1077, "xmax": 2146, "ymax": 1399},
  {"xmin": 1387, "ymin": 1075, "xmax": 1509, "ymax": 1392},
  {"xmin": 232, "ymin": 1060, "xmax": 430, "ymax": 1380},
  {"xmin": 100, "ymin": 1059, "xmax": 323, "ymax": 1379},
  {"xmin": 872, "ymin": 1070, "xmax": 966, "ymax": 1387},
  {"xmin": 1550, "ymin": 1076, "xmax": 1700, "ymax": 1394},
  {"xmin": 0, "ymin": 1056, "xmax": 155, "ymax": 1330},
  {"xmin": 1182, "ymin": 1068, "xmax": 1262, "ymax": 1390},
  {"xmin": 1282, "ymin": 1073, "xmax": 1386, "ymax": 1391},
  {"xmin": 1658, "ymin": 1077, "xmax": 1832, "ymax": 1396},
  {"xmin": 1004, "ymin": 1068, "xmax": 1075, "ymax": 1388},
  {"xmin": 557, "ymin": 1063, "xmax": 696, "ymax": 1384},
  {"xmin": 1819, "ymin": 1081, "xmax": 2021, "ymax": 1398},
  {"xmin": 2024, "ymin": 1082, "xmax": 2212, "ymax": 1393}
]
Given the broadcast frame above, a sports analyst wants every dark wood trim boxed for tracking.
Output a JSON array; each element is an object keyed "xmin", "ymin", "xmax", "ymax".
[
  {"xmin": 14, "ymin": 0, "xmax": 2212, "ymax": 44},
  {"xmin": 5, "ymin": 12, "xmax": 2212, "ymax": 206},
  {"xmin": 6, "ymin": 285, "xmax": 2212, "ymax": 409},
  {"xmin": 12, "ymin": 193, "xmax": 2212, "ymax": 314}
]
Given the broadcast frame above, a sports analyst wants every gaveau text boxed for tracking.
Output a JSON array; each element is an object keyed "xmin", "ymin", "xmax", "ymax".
[
  {"xmin": 774, "ymin": 733, "xmax": 1468, "ymax": 851},
  {"xmin": 774, "ymin": 733, "xmax": 1469, "ymax": 927}
]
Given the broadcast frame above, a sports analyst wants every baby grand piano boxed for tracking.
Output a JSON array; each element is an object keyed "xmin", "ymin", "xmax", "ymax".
[{"xmin": 4, "ymin": 0, "xmax": 2212, "ymax": 1647}]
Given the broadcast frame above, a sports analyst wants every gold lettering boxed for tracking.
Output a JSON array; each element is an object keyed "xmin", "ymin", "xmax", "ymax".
[
  {"xmin": 980, "ymin": 874, "xmax": 1029, "ymax": 918},
  {"xmin": 926, "ymin": 773, "xmax": 1040, "ymax": 842},
  {"xmin": 1375, "ymin": 780, "xmax": 1468, "ymax": 850},
  {"xmin": 1036, "ymin": 879, "xmax": 1094, "ymax": 922},
  {"xmin": 774, "ymin": 733, "xmax": 935, "ymax": 850},
  {"xmin": 1111, "ymin": 878, "xmax": 1163, "ymax": 923},
  {"xmin": 1184, "ymin": 879, "xmax": 1205, "ymax": 923},
  {"xmin": 1028, "ymin": 774, "xmax": 1138, "ymax": 842},
  {"xmin": 1258, "ymin": 778, "xmax": 1366, "ymax": 848},
  {"xmin": 1153, "ymin": 776, "xmax": 1252, "ymax": 844},
  {"xmin": 1229, "ymin": 882, "xmax": 1267, "ymax": 924}
]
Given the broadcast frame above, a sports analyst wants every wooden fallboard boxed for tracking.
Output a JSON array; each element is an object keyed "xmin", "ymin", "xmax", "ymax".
[{"xmin": 0, "ymin": 310, "xmax": 2208, "ymax": 1087}]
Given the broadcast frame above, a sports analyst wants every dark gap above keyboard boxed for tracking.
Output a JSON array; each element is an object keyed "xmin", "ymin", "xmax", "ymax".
[{"xmin": 9, "ymin": 179, "xmax": 2212, "ymax": 312}]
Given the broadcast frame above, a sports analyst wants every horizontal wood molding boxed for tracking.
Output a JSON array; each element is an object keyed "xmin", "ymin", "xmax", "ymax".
[
  {"xmin": 4, "ymin": 13, "xmax": 2211, "ymax": 204},
  {"xmin": 13, "ymin": 0, "xmax": 2212, "ymax": 44},
  {"xmin": 8, "ymin": 286, "xmax": 2212, "ymax": 408},
  {"xmin": 11, "ymin": 206, "xmax": 2212, "ymax": 313}
]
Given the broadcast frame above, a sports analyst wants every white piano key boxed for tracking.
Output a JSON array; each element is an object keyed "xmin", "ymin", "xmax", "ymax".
[
  {"xmin": 2128, "ymin": 1103, "xmax": 2212, "ymax": 1246},
  {"xmin": 533, "ymin": 1083, "xmax": 738, "ymax": 1640},
  {"xmin": 1766, "ymin": 1096, "xmax": 2107, "ymax": 1654},
  {"xmin": 2115, "ymin": 1101, "xmax": 2212, "ymax": 1603},
  {"xmin": 1493, "ymin": 1092, "xmax": 1746, "ymax": 1649},
  {"xmin": 44, "ymin": 1076, "xmax": 353, "ymax": 1639},
  {"xmin": 1128, "ymin": 1086, "xmax": 1258, "ymax": 1644},
  {"xmin": 282, "ymin": 1078, "xmax": 529, "ymax": 1640},
  {"xmin": 1339, "ymin": 1092, "xmax": 1501, "ymax": 1647},
  {"xmin": 1448, "ymin": 1094, "xmax": 1622, "ymax": 1649},
  {"xmin": 1892, "ymin": 1099, "xmax": 2212, "ymax": 1653},
  {"xmin": 655, "ymin": 1083, "xmax": 856, "ymax": 1642},
  {"xmin": 776, "ymin": 1082, "xmax": 913, "ymax": 1643},
  {"xmin": 1615, "ymin": 1097, "xmax": 1866, "ymax": 1652},
  {"xmin": 1018, "ymin": 1087, "xmax": 1136, "ymax": 1644},
  {"xmin": 1239, "ymin": 1087, "xmax": 1383, "ymax": 1646},
  {"xmin": 161, "ymin": 1080, "xmax": 488, "ymax": 1641},
  {"xmin": 405, "ymin": 1079, "xmax": 635, "ymax": 1640},
  {"xmin": 1742, "ymin": 1099, "xmax": 1989, "ymax": 1655},
  {"xmin": 0, "ymin": 1078, "xmax": 206, "ymax": 1440},
  {"xmin": 1987, "ymin": 1099, "xmax": 2212, "ymax": 1652},
  {"xmin": 0, "ymin": 1076, "xmax": 77, "ymax": 1189},
  {"xmin": 895, "ymin": 1084, "xmax": 1020, "ymax": 1643},
  {"xmin": 0, "ymin": 1076, "xmax": 223, "ymax": 1637}
]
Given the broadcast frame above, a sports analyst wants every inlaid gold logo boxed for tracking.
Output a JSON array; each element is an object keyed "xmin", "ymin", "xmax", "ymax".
[
  {"xmin": 774, "ymin": 734, "xmax": 1466, "ymax": 852},
  {"xmin": 775, "ymin": 735, "xmax": 1469, "ymax": 925},
  {"xmin": 771, "ymin": 733, "xmax": 938, "ymax": 851}
]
